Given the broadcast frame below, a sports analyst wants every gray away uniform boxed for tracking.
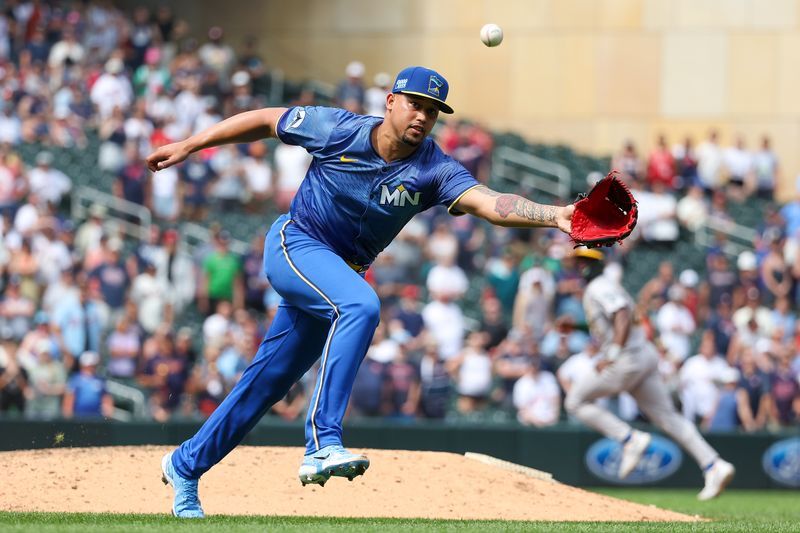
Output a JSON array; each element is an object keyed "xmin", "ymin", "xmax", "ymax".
[{"xmin": 565, "ymin": 273, "xmax": 718, "ymax": 469}]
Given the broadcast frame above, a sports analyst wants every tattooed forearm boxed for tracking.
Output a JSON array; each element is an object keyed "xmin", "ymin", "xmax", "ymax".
[
  {"xmin": 494, "ymin": 194, "xmax": 558, "ymax": 226},
  {"xmin": 470, "ymin": 186, "xmax": 560, "ymax": 227}
]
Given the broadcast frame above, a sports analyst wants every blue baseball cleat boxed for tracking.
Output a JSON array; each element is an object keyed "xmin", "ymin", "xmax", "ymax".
[
  {"xmin": 298, "ymin": 445, "xmax": 370, "ymax": 486},
  {"xmin": 161, "ymin": 452, "xmax": 205, "ymax": 518}
]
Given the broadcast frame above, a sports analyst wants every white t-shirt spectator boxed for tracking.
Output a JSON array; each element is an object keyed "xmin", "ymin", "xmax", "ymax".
[
  {"xmin": 696, "ymin": 141, "xmax": 724, "ymax": 189},
  {"xmin": 634, "ymin": 189, "xmax": 679, "ymax": 242},
  {"xmin": 13, "ymin": 202, "xmax": 39, "ymax": 236},
  {"xmin": 456, "ymin": 347, "xmax": 492, "ymax": 397},
  {"xmin": 513, "ymin": 370, "xmax": 561, "ymax": 426},
  {"xmin": 676, "ymin": 189, "xmax": 708, "ymax": 232},
  {"xmin": 241, "ymin": 156, "xmax": 273, "ymax": 195},
  {"xmin": 724, "ymin": 146, "xmax": 753, "ymax": 179},
  {"xmin": 90, "ymin": 73, "xmax": 133, "ymax": 119},
  {"xmin": 274, "ymin": 143, "xmax": 311, "ymax": 195},
  {"xmin": 130, "ymin": 271, "xmax": 169, "ymax": 334},
  {"xmin": 422, "ymin": 299, "xmax": 464, "ymax": 359},
  {"xmin": 656, "ymin": 301, "xmax": 696, "ymax": 361},
  {"xmin": 0, "ymin": 113, "xmax": 21, "ymax": 145},
  {"xmin": 679, "ymin": 354, "xmax": 730, "ymax": 421}
]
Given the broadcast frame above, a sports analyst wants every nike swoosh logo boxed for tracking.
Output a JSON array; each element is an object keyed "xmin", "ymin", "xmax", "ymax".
[
  {"xmin": 340, "ymin": 155, "xmax": 359, "ymax": 163},
  {"xmin": 313, "ymin": 452, "xmax": 330, "ymax": 460}
]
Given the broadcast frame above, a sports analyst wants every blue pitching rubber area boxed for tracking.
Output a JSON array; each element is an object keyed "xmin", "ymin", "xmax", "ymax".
[{"xmin": 0, "ymin": 489, "xmax": 797, "ymax": 532}]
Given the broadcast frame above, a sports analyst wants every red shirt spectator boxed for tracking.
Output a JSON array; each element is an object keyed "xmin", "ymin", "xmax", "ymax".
[{"xmin": 647, "ymin": 135, "xmax": 676, "ymax": 189}]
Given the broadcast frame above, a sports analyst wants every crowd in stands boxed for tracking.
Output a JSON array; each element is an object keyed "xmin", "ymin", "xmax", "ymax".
[{"xmin": 0, "ymin": 1, "xmax": 797, "ymax": 432}]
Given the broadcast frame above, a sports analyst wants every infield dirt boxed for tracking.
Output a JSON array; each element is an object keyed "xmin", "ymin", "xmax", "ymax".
[{"xmin": 0, "ymin": 446, "xmax": 698, "ymax": 521}]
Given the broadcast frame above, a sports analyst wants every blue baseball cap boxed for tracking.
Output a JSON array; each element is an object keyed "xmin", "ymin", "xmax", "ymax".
[{"xmin": 391, "ymin": 66, "xmax": 454, "ymax": 114}]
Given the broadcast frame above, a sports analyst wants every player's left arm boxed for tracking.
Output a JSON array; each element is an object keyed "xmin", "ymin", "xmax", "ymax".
[{"xmin": 453, "ymin": 185, "xmax": 573, "ymax": 234}]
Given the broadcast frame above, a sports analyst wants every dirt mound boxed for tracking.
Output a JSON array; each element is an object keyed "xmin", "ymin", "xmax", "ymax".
[{"xmin": 0, "ymin": 446, "xmax": 697, "ymax": 521}]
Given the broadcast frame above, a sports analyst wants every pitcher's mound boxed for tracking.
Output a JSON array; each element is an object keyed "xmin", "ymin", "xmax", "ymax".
[{"xmin": 0, "ymin": 446, "xmax": 697, "ymax": 521}]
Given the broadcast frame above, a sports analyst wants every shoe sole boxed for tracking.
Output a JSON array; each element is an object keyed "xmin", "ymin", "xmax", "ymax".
[
  {"xmin": 299, "ymin": 458, "xmax": 370, "ymax": 486},
  {"xmin": 619, "ymin": 434, "xmax": 651, "ymax": 479}
]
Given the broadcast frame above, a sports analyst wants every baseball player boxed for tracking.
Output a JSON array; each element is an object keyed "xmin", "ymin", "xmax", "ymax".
[
  {"xmin": 147, "ymin": 66, "xmax": 575, "ymax": 518},
  {"xmin": 566, "ymin": 248, "xmax": 735, "ymax": 500}
]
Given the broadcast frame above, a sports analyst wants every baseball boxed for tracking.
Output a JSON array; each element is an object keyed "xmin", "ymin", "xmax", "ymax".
[{"xmin": 480, "ymin": 23, "xmax": 503, "ymax": 47}]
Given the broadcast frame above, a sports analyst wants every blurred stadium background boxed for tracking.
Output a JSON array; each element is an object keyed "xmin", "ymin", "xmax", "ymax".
[{"xmin": 0, "ymin": 0, "xmax": 797, "ymax": 490}]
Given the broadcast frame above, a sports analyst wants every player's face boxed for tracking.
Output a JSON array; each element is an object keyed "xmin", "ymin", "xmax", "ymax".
[{"xmin": 388, "ymin": 94, "xmax": 439, "ymax": 147}]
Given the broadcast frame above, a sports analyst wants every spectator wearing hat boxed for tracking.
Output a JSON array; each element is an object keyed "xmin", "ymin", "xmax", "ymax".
[
  {"xmin": 62, "ymin": 350, "xmax": 113, "ymax": 419},
  {"xmin": 199, "ymin": 230, "xmax": 243, "ymax": 314},
  {"xmin": 335, "ymin": 61, "xmax": 366, "ymax": 113},
  {"xmin": 28, "ymin": 151, "xmax": 72, "ymax": 207},
  {"xmin": 24, "ymin": 339, "xmax": 66, "ymax": 419},
  {"xmin": 706, "ymin": 367, "xmax": 742, "ymax": 431},
  {"xmin": 132, "ymin": 46, "xmax": 171, "ymax": 98},
  {"xmin": 513, "ymin": 356, "xmax": 561, "ymax": 427},
  {"xmin": 90, "ymin": 56, "xmax": 133, "ymax": 120}
]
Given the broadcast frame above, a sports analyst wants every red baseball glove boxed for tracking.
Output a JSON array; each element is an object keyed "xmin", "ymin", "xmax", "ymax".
[{"xmin": 569, "ymin": 171, "xmax": 638, "ymax": 248}]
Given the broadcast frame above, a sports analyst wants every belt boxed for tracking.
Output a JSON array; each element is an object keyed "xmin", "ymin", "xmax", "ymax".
[{"xmin": 345, "ymin": 259, "xmax": 370, "ymax": 273}]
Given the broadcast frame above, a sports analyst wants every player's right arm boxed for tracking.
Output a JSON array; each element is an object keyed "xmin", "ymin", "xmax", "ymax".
[{"xmin": 146, "ymin": 108, "xmax": 288, "ymax": 172}]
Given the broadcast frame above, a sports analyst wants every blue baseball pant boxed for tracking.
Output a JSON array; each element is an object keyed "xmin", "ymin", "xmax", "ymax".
[{"xmin": 171, "ymin": 214, "xmax": 380, "ymax": 479}]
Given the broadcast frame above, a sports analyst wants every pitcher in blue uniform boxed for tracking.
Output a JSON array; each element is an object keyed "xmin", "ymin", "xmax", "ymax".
[{"xmin": 147, "ymin": 66, "xmax": 574, "ymax": 518}]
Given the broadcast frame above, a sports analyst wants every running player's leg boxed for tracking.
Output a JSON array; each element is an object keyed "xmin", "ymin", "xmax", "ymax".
[
  {"xmin": 271, "ymin": 219, "xmax": 380, "ymax": 454},
  {"xmin": 565, "ymin": 356, "xmax": 642, "ymax": 441},
  {"xmin": 171, "ymin": 303, "xmax": 330, "ymax": 479},
  {"xmin": 629, "ymin": 348, "xmax": 718, "ymax": 469}
]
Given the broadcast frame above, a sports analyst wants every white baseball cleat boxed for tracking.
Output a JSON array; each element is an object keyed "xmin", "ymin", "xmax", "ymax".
[
  {"xmin": 697, "ymin": 459, "xmax": 735, "ymax": 501},
  {"xmin": 618, "ymin": 430, "xmax": 652, "ymax": 479}
]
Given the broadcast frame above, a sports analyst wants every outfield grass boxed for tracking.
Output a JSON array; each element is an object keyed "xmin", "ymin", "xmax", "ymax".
[{"xmin": 0, "ymin": 489, "xmax": 796, "ymax": 532}]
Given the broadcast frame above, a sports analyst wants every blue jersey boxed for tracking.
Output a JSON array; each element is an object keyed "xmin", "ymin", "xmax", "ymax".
[{"xmin": 276, "ymin": 106, "xmax": 479, "ymax": 266}]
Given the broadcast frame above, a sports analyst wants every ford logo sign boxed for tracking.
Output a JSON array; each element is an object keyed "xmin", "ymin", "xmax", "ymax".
[
  {"xmin": 586, "ymin": 435, "xmax": 683, "ymax": 484},
  {"xmin": 762, "ymin": 438, "xmax": 800, "ymax": 488}
]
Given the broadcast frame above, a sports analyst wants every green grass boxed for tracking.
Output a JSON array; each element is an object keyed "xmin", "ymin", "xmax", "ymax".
[{"xmin": 0, "ymin": 489, "xmax": 796, "ymax": 532}]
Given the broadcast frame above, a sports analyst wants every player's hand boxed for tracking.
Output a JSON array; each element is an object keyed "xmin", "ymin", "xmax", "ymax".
[
  {"xmin": 146, "ymin": 141, "xmax": 192, "ymax": 172},
  {"xmin": 557, "ymin": 204, "xmax": 574, "ymax": 234}
]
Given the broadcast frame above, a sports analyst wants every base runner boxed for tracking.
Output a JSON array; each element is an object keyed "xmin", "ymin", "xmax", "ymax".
[{"xmin": 565, "ymin": 248, "xmax": 735, "ymax": 500}]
